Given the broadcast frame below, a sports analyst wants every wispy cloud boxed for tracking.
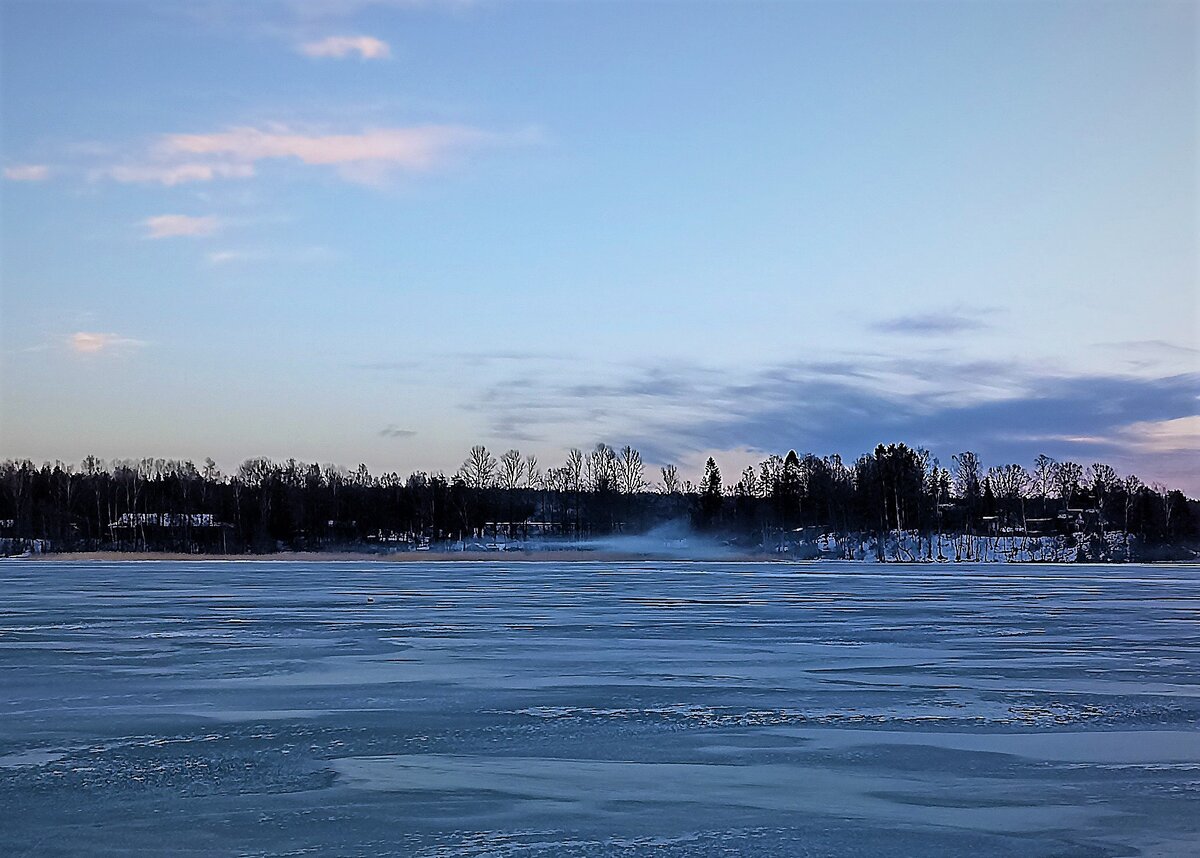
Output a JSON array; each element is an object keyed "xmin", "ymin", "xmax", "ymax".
[
  {"xmin": 298, "ymin": 35, "xmax": 391, "ymax": 59},
  {"xmin": 69, "ymin": 332, "xmax": 145, "ymax": 355},
  {"xmin": 156, "ymin": 123, "xmax": 528, "ymax": 184},
  {"xmin": 871, "ymin": 311, "xmax": 990, "ymax": 335},
  {"xmin": 102, "ymin": 162, "xmax": 255, "ymax": 186},
  {"xmin": 77, "ymin": 117, "xmax": 534, "ymax": 188},
  {"xmin": 415, "ymin": 346, "xmax": 1199, "ymax": 487},
  {"xmin": 207, "ymin": 249, "xmax": 257, "ymax": 265},
  {"xmin": 3, "ymin": 164, "xmax": 50, "ymax": 181},
  {"xmin": 1120, "ymin": 415, "xmax": 1200, "ymax": 453},
  {"xmin": 1095, "ymin": 339, "xmax": 1200, "ymax": 375},
  {"xmin": 206, "ymin": 245, "xmax": 336, "ymax": 265},
  {"xmin": 380, "ymin": 425, "xmax": 418, "ymax": 438},
  {"xmin": 143, "ymin": 214, "xmax": 220, "ymax": 239},
  {"xmin": 646, "ymin": 367, "xmax": 1197, "ymax": 463}
]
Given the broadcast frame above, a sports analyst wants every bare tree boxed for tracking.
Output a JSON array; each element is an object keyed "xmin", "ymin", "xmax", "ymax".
[
  {"xmin": 1121, "ymin": 473, "xmax": 1144, "ymax": 546},
  {"xmin": 952, "ymin": 452, "xmax": 982, "ymax": 501},
  {"xmin": 659, "ymin": 464, "xmax": 681, "ymax": 494},
  {"xmin": 498, "ymin": 449, "xmax": 525, "ymax": 491},
  {"xmin": 585, "ymin": 443, "xmax": 617, "ymax": 492},
  {"xmin": 458, "ymin": 445, "xmax": 497, "ymax": 489},
  {"xmin": 544, "ymin": 466, "xmax": 568, "ymax": 494},
  {"xmin": 1088, "ymin": 463, "xmax": 1118, "ymax": 499},
  {"xmin": 1052, "ymin": 460, "xmax": 1083, "ymax": 508},
  {"xmin": 199, "ymin": 457, "xmax": 221, "ymax": 505},
  {"xmin": 564, "ymin": 449, "xmax": 584, "ymax": 494},
  {"xmin": 523, "ymin": 454, "xmax": 541, "ymax": 489},
  {"xmin": 1032, "ymin": 454, "xmax": 1055, "ymax": 499},
  {"xmin": 988, "ymin": 464, "xmax": 1030, "ymax": 501},
  {"xmin": 616, "ymin": 445, "xmax": 646, "ymax": 495}
]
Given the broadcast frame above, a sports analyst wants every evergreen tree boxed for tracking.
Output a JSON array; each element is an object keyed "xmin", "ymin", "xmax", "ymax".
[{"xmin": 699, "ymin": 458, "xmax": 723, "ymax": 530}]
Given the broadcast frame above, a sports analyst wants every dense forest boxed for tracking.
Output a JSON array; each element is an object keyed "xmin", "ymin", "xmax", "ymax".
[{"xmin": 1, "ymin": 443, "xmax": 1196, "ymax": 560}]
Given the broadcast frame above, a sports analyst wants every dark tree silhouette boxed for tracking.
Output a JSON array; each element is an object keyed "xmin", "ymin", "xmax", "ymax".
[{"xmin": 1, "ymin": 443, "xmax": 1195, "ymax": 561}]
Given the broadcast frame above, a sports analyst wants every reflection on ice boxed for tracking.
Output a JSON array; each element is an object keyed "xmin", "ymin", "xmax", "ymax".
[
  {"xmin": 780, "ymin": 726, "xmax": 1200, "ymax": 764},
  {"xmin": 331, "ymin": 752, "xmax": 1104, "ymax": 833}
]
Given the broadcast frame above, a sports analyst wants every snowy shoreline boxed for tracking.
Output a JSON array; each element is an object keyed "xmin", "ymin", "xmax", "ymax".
[{"xmin": 12, "ymin": 536, "xmax": 1197, "ymax": 565}]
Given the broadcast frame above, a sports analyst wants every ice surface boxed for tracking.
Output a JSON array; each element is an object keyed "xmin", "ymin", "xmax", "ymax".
[{"xmin": 1, "ymin": 560, "xmax": 1198, "ymax": 856}]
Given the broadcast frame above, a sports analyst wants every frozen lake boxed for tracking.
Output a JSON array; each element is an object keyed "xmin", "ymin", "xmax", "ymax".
[{"xmin": 1, "ymin": 560, "xmax": 1198, "ymax": 856}]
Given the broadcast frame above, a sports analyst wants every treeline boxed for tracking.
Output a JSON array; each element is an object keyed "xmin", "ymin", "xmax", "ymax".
[{"xmin": 0, "ymin": 443, "xmax": 1196, "ymax": 557}]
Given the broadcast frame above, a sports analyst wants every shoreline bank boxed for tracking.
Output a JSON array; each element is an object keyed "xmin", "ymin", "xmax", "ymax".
[
  {"xmin": 9, "ymin": 549, "xmax": 1196, "ymax": 564},
  {"xmin": 10, "ymin": 549, "xmax": 783, "ymax": 563}
]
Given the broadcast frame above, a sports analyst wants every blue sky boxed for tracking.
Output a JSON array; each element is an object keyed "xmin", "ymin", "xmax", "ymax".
[{"xmin": 1, "ymin": 0, "xmax": 1197, "ymax": 491}]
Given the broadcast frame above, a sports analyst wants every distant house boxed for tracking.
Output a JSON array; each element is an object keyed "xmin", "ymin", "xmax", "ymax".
[
  {"xmin": 1058, "ymin": 508, "xmax": 1103, "ymax": 530},
  {"xmin": 110, "ymin": 513, "xmax": 222, "ymax": 528},
  {"xmin": 311, "ymin": 520, "xmax": 360, "ymax": 545},
  {"xmin": 108, "ymin": 513, "xmax": 232, "ymax": 551},
  {"xmin": 485, "ymin": 520, "xmax": 559, "ymax": 536}
]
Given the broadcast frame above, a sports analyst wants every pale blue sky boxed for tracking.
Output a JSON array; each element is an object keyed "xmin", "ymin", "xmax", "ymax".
[{"xmin": 1, "ymin": 0, "xmax": 1197, "ymax": 489}]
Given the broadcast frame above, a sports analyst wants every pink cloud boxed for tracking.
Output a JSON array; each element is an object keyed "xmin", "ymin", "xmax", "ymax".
[
  {"xmin": 1121, "ymin": 416, "xmax": 1200, "ymax": 453},
  {"xmin": 160, "ymin": 124, "xmax": 500, "ymax": 180},
  {"xmin": 298, "ymin": 35, "xmax": 391, "ymax": 59},
  {"xmin": 69, "ymin": 332, "xmax": 144, "ymax": 354},
  {"xmin": 143, "ymin": 214, "xmax": 220, "ymax": 239},
  {"xmin": 4, "ymin": 164, "xmax": 50, "ymax": 181},
  {"xmin": 89, "ymin": 121, "xmax": 533, "ymax": 188}
]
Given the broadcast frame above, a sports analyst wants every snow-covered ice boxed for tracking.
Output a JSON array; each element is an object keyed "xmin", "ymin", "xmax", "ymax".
[{"xmin": 1, "ymin": 560, "xmax": 1198, "ymax": 855}]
